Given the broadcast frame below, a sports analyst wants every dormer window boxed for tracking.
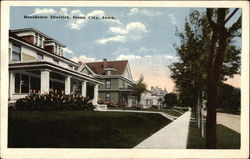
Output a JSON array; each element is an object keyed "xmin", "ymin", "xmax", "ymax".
[
  {"xmin": 107, "ymin": 70, "xmax": 111, "ymax": 75},
  {"xmin": 39, "ymin": 36, "xmax": 42, "ymax": 47},
  {"xmin": 35, "ymin": 34, "xmax": 38, "ymax": 45},
  {"xmin": 104, "ymin": 68, "xmax": 116, "ymax": 75}
]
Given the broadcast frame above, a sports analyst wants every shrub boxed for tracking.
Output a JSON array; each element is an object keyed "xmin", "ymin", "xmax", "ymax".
[
  {"xmin": 105, "ymin": 101, "xmax": 117, "ymax": 107},
  {"xmin": 13, "ymin": 91, "xmax": 94, "ymax": 111}
]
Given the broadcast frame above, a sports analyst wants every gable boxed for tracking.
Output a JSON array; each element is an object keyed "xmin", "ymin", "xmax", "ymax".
[
  {"xmin": 78, "ymin": 64, "xmax": 96, "ymax": 76},
  {"xmin": 122, "ymin": 63, "xmax": 133, "ymax": 81}
]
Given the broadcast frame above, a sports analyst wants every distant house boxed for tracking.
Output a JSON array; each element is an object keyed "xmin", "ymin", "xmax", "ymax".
[
  {"xmin": 140, "ymin": 90, "xmax": 161, "ymax": 109},
  {"xmin": 77, "ymin": 59, "xmax": 136, "ymax": 107},
  {"xmin": 8, "ymin": 28, "xmax": 102, "ymax": 105},
  {"xmin": 151, "ymin": 86, "xmax": 167, "ymax": 97}
]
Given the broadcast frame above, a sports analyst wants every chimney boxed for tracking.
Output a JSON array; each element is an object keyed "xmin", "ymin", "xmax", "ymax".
[
  {"xmin": 78, "ymin": 61, "xmax": 83, "ymax": 65},
  {"xmin": 103, "ymin": 58, "xmax": 107, "ymax": 69}
]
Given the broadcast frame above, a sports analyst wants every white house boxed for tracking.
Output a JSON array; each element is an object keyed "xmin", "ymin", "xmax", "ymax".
[
  {"xmin": 8, "ymin": 28, "xmax": 103, "ymax": 105},
  {"xmin": 140, "ymin": 90, "xmax": 161, "ymax": 109}
]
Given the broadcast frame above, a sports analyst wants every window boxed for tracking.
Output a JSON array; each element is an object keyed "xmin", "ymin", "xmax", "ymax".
[
  {"xmin": 106, "ymin": 80, "xmax": 111, "ymax": 89},
  {"xmin": 21, "ymin": 74, "xmax": 29, "ymax": 93},
  {"xmin": 58, "ymin": 46, "xmax": 61, "ymax": 55},
  {"xmin": 37, "ymin": 53, "xmax": 44, "ymax": 60},
  {"xmin": 30, "ymin": 76, "xmax": 40, "ymax": 93},
  {"xmin": 68, "ymin": 65, "xmax": 73, "ymax": 69},
  {"xmin": 39, "ymin": 36, "xmax": 42, "ymax": 47},
  {"xmin": 14, "ymin": 73, "xmax": 30, "ymax": 94},
  {"xmin": 53, "ymin": 59, "xmax": 59, "ymax": 64},
  {"xmin": 61, "ymin": 48, "xmax": 63, "ymax": 56},
  {"xmin": 55, "ymin": 44, "xmax": 60, "ymax": 55},
  {"xmin": 82, "ymin": 68, "xmax": 88, "ymax": 74},
  {"xmin": 15, "ymin": 73, "xmax": 20, "ymax": 93},
  {"xmin": 12, "ymin": 44, "xmax": 21, "ymax": 61},
  {"xmin": 107, "ymin": 70, "xmax": 111, "ymax": 75},
  {"xmin": 35, "ymin": 34, "xmax": 38, "ymax": 45},
  {"xmin": 122, "ymin": 81, "xmax": 125, "ymax": 88},
  {"xmin": 105, "ymin": 93, "xmax": 111, "ymax": 102}
]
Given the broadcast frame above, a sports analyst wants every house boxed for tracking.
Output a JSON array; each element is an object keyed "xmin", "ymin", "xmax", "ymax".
[
  {"xmin": 8, "ymin": 28, "xmax": 103, "ymax": 105},
  {"xmin": 140, "ymin": 90, "xmax": 161, "ymax": 109},
  {"xmin": 77, "ymin": 59, "xmax": 136, "ymax": 107},
  {"xmin": 151, "ymin": 86, "xmax": 167, "ymax": 97}
]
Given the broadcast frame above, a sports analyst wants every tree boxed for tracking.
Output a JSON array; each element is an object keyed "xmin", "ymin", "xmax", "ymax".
[
  {"xmin": 169, "ymin": 9, "xmax": 241, "ymax": 148},
  {"xmin": 133, "ymin": 75, "xmax": 147, "ymax": 107},
  {"xmin": 169, "ymin": 10, "xmax": 212, "ymax": 111},
  {"xmin": 218, "ymin": 84, "xmax": 240, "ymax": 114},
  {"xmin": 163, "ymin": 93, "xmax": 178, "ymax": 108},
  {"xmin": 205, "ymin": 8, "xmax": 241, "ymax": 148}
]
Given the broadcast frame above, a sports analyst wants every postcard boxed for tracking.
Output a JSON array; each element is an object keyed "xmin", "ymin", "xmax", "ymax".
[{"xmin": 1, "ymin": 1, "xmax": 249, "ymax": 159}]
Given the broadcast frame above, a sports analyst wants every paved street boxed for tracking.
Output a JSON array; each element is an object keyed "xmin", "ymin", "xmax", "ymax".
[
  {"xmin": 134, "ymin": 110, "xmax": 191, "ymax": 149},
  {"xmin": 217, "ymin": 112, "xmax": 240, "ymax": 133},
  {"xmin": 203, "ymin": 111, "xmax": 240, "ymax": 133}
]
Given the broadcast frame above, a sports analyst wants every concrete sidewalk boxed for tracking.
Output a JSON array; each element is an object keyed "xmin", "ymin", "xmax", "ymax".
[{"xmin": 134, "ymin": 110, "xmax": 191, "ymax": 149}]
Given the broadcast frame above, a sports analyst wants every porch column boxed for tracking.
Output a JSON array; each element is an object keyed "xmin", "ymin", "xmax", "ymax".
[
  {"xmin": 41, "ymin": 69, "xmax": 50, "ymax": 94},
  {"xmin": 9, "ymin": 71, "xmax": 15, "ymax": 97},
  {"xmin": 81, "ymin": 80, "xmax": 87, "ymax": 97},
  {"xmin": 93, "ymin": 84, "xmax": 99, "ymax": 105},
  {"xmin": 65, "ymin": 76, "xmax": 71, "ymax": 95}
]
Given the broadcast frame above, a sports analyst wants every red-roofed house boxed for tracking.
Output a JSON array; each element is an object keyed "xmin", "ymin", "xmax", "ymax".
[
  {"xmin": 8, "ymin": 28, "xmax": 103, "ymax": 105},
  {"xmin": 77, "ymin": 59, "xmax": 136, "ymax": 107}
]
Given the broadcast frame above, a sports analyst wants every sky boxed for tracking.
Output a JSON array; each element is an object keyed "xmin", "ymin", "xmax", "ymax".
[{"xmin": 10, "ymin": 7, "xmax": 241, "ymax": 92}]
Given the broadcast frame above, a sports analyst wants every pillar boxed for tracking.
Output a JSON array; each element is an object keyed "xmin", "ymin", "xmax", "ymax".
[
  {"xmin": 65, "ymin": 76, "xmax": 71, "ymax": 95},
  {"xmin": 93, "ymin": 84, "xmax": 99, "ymax": 105},
  {"xmin": 81, "ymin": 80, "xmax": 87, "ymax": 97},
  {"xmin": 41, "ymin": 69, "xmax": 50, "ymax": 94},
  {"xmin": 9, "ymin": 71, "xmax": 15, "ymax": 97}
]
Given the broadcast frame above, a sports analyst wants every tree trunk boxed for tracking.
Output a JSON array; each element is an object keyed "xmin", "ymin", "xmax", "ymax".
[
  {"xmin": 206, "ymin": 25, "xmax": 218, "ymax": 149},
  {"xmin": 206, "ymin": 8, "xmax": 227, "ymax": 149}
]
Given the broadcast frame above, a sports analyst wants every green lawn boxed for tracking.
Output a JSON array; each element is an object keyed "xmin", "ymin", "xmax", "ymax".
[
  {"xmin": 187, "ymin": 122, "xmax": 240, "ymax": 149},
  {"xmin": 8, "ymin": 111, "xmax": 171, "ymax": 148},
  {"xmin": 108, "ymin": 107, "xmax": 183, "ymax": 117}
]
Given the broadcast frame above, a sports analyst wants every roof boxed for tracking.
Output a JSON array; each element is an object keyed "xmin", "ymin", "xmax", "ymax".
[
  {"xmin": 11, "ymin": 28, "xmax": 65, "ymax": 47},
  {"xmin": 9, "ymin": 30, "xmax": 78, "ymax": 65},
  {"xmin": 85, "ymin": 60, "xmax": 128, "ymax": 75},
  {"xmin": 9, "ymin": 61, "xmax": 103, "ymax": 84}
]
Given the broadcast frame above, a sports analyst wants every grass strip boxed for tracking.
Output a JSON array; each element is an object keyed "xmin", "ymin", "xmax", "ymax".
[{"xmin": 187, "ymin": 121, "xmax": 240, "ymax": 149}]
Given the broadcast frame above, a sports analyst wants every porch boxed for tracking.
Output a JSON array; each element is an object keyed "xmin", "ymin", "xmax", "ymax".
[{"xmin": 9, "ymin": 61, "xmax": 103, "ymax": 105}]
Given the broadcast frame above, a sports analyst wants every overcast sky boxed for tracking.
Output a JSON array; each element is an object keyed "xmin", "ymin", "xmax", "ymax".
[{"xmin": 10, "ymin": 7, "xmax": 241, "ymax": 92}]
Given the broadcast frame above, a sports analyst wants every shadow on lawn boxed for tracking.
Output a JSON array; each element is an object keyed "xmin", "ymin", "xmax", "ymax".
[{"xmin": 187, "ymin": 121, "xmax": 240, "ymax": 149}]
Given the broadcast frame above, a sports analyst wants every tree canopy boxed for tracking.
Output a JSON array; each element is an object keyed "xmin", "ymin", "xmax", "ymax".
[
  {"xmin": 163, "ymin": 92, "xmax": 178, "ymax": 108},
  {"xmin": 169, "ymin": 9, "xmax": 241, "ymax": 109}
]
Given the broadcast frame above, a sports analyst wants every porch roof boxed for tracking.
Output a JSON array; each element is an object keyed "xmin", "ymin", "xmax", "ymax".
[{"xmin": 9, "ymin": 61, "xmax": 103, "ymax": 85}]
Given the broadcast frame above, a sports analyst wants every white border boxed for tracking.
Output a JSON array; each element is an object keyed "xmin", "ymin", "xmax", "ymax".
[{"xmin": 1, "ymin": 1, "xmax": 249, "ymax": 159}]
